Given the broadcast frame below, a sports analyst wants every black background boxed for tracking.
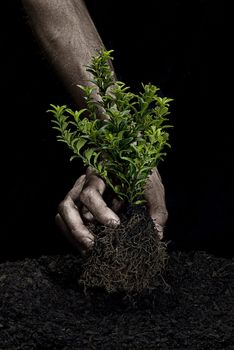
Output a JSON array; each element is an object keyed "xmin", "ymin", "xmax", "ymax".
[{"xmin": 1, "ymin": 1, "xmax": 232, "ymax": 261}]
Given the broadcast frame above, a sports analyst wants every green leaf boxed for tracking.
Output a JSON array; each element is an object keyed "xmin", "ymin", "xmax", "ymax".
[
  {"xmin": 133, "ymin": 199, "xmax": 146, "ymax": 205},
  {"xmin": 134, "ymin": 178, "xmax": 148, "ymax": 188},
  {"xmin": 52, "ymin": 126, "xmax": 62, "ymax": 132},
  {"xmin": 70, "ymin": 155, "xmax": 78, "ymax": 161},
  {"xmin": 84, "ymin": 148, "xmax": 95, "ymax": 163},
  {"xmin": 72, "ymin": 109, "xmax": 87, "ymax": 123},
  {"xmin": 93, "ymin": 151, "xmax": 101, "ymax": 166},
  {"xmin": 76, "ymin": 138, "xmax": 87, "ymax": 154},
  {"xmin": 119, "ymin": 155, "xmax": 135, "ymax": 166},
  {"xmin": 97, "ymin": 163, "xmax": 103, "ymax": 173}
]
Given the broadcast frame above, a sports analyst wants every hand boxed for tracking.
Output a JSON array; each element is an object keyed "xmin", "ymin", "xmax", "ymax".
[
  {"xmin": 55, "ymin": 167, "xmax": 122, "ymax": 255},
  {"xmin": 56, "ymin": 167, "xmax": 168, "ymax": 254},
  {"xmin": 144, "ymin": 167, "xmax": 168, "ymax": 239}
]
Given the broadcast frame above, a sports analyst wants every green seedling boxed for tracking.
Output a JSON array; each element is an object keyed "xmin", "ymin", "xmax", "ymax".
[{"xmin": 48, "ymin": 50, "xmax": 173, "ymax": 205}]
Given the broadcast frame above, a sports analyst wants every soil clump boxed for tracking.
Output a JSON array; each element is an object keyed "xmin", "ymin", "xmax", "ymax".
[{"xmin": 80, "ymin": 205, "xmax": 168, "ymax": 293}]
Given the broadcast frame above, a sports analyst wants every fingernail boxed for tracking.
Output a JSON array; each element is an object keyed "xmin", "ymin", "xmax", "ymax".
[
  {"xmin": 87, "ymin": 238, "xmax": 95, "ymax": 248},
  {"xmin": 153, "ymin": 222, "xmax": 164, "ymax": 240},
  {"xmin": 107, "ymin": 219, "xmax": 120, "ymax": 228}
]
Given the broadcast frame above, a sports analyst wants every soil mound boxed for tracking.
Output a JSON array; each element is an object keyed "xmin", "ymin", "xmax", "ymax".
[{"xmin": 0, "ymin": 250, "xmax": 233, "ymax": 349}]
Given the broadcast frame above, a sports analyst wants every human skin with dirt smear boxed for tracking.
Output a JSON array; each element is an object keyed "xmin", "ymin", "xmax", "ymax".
[{"xmin": 21, "ymin": 0, "xmax": 168, "ymax": 254}]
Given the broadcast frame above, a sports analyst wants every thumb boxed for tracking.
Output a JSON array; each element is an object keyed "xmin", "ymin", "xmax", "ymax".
[{"xmin": 144, "ymin": 168, "xmax": 168, "ymax": 238}]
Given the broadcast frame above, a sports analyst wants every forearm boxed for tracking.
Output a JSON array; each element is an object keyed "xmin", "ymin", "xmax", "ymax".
[{"xmin": 21, "ymin": 0, "xmax": 106, "ymax": 106}]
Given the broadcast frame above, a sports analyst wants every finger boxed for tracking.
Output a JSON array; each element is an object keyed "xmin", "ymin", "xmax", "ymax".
[
  {"xmin": 58, "ymin": 195, "xmax": 95, "ymax": 250},
  {"xmin": 67, "ymin": 174, "xmax": 86, "ymax": 204},
  {"xmin": 144, "ymin": 168, "xmax": 168, "ymax": 237},
  {"xmin": 81, "ymin": 170, "xmax": 102, "ymax": 222},
  {"xmin": 80, "ymin": 175, "xmax": 120, "ymax": 227},
  {"xmin": 84, "ymin": 174, "xmax": 106, "ymax": 196},
  {"xmin": 55, "ymin": 213, "xmax": 87, "ymax": 256},
  {"xmin": 81, "ymin": 205, "xmax": 94, "ymax": 221},
  {"xmin": 68, "ymin": 173, "xmax": 95, "ymax": 221},
  {"xmin": 83, "ymin": 170, "xmax": 122, "ymax": 221},
  {"xmin": 152, "ymin": 221, "xmax": 164, "ymax": 240}
]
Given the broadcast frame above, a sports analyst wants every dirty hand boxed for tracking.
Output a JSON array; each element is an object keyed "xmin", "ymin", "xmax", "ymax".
[
  {"xmin": 144, "ymin": 167, "xmax": 168, "ymax": 240},
  {"xmin": 56, "ymin": 167, "xmax": 168, "ymax": 254},
  {"xmin": 55, "ymin": 167, "xmax": 121, "ymax": 255}
]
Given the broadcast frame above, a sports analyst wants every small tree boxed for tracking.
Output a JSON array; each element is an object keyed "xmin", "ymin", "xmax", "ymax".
[
  {"xmin": 48, "ymin": 50, "xmax": 173, "ymax": 294},
  {"xmin": 49, "ymin": 50, "xmax": 173, "ymax": 206}
]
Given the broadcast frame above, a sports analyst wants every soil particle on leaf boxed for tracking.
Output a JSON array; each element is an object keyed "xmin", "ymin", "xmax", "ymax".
[{"xmin": 0, "ymin": 249, "xmax": 234, "ymax": 349}]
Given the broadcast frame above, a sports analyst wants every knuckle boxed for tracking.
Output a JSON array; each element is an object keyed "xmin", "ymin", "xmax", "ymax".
[
  {"xmin": 55, "ymin": 213, "xmax": 61, "ymax": 226},
  {"xmin": 160, "ymin": 210, "xmax": 168, "ymax": 226},
  {"xmin": 82, "ymin": 210, "xmax": 94, "ymax": 221},
  {"xmin": 80, "ymin": 187, "xmax": 95, "ymax": 204},
  {"xmin": 152, "ymin": 207, "xmax": 168, "ymax": 226},
  {"xmin": 57, "ymin": 196, "xmax": 73, "ymax": 214},
  {"xmin": 57, "ymin": 199, "xmax": 66, "ymax": 214},
  {"xmin": 163, "ymin": 209, "xmax": 169, "ymax": 222},
  {"xmin": 75, "ymin": 231, "xmax": 94, "ymax": 248}
]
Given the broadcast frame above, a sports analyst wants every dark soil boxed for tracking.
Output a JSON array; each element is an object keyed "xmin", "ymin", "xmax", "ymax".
[{"xmin": 0, "ymin": 249, "xmax": 234, "ymax": 349}]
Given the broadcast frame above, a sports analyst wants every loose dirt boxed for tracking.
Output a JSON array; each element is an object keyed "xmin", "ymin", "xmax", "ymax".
[{"xmin": 0, "ymin": 249, "xmax": 233, "ymax": 349}]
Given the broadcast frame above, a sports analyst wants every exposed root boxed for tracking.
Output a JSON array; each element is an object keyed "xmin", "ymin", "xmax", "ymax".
[{"xmin": 79, "ymin": 205, "xmax": 169, "ymax": 294}]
